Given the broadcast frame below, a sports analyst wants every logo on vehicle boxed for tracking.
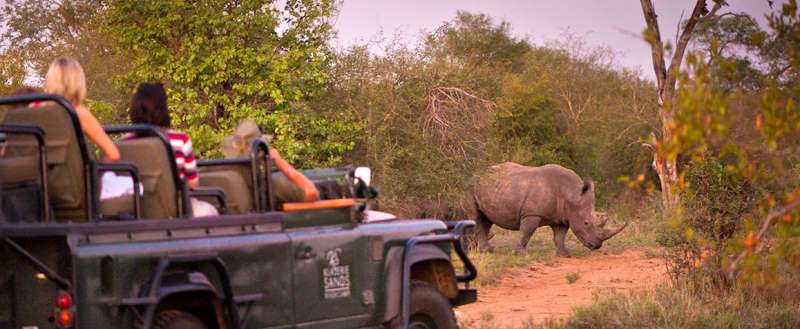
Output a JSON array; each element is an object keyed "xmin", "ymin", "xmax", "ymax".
[{"xmin": 323, "ymin": 248, "xmax": 351, "ymax": 299}]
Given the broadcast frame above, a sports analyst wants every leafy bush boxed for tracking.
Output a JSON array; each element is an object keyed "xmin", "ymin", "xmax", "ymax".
[
  {"xmin": 658, "ymin": 157, "xmax": 757, "ymax": 282},
  {"xmin": 683, "ymin": 158, "xmax": 756, "ymax": 245},
  {"xmin": 659, "ymin": 0, "xmax": 800, "ymax": 291}
]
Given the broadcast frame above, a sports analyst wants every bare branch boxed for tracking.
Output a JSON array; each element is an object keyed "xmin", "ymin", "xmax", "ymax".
[
  {"xmin": 640, "ymin": 0, "xmax": 668, "ymax": 88},
  {"xmin": 675, "ymin": 9, "xmax": 686, "ymax": 48},
  {"xmin": 668, "ymin": 0, "xmax": 727, "ymax": 84}
]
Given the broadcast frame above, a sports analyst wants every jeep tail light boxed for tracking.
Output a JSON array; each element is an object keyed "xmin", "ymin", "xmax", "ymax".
[
  {"xmin": 56, "ymin": 292, "xmax": 72, "ymax": 309},
  {"xmin": 56, "ymin": 291, "xmax": 74, "ymax": 328},
  {"xmin": 57, "ymin": 309, "xmax": 73, "ymax": 327}
]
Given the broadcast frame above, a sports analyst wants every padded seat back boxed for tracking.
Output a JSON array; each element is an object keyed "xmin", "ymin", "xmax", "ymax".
[
  {"xmin": 116, "ymin": 137, "xmax": 178, "ymax": 219},
  {"xmin": 199, "ymin": 170, "xmax": 252, "ymax": 214},
  {"xmin": 2, "ymin": 105, "xmax": 88, "ymax": 220},
  {"xmin": 0, "ymin": 156, "xmax": 39, "ymax": 185},
  {"xmin": 199, "ymin": 160, "xmax": 260, "ymax": 210},
  {"xmin": 198, "ymin": 161, "xmax": 255, "ymax": 190}
]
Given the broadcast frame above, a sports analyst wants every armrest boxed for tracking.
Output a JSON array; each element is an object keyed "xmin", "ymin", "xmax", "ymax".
[
  {"xmin": 96, "ymin": 161, "xmax": 142, "ymax": 219},
  {"xmin": 282, "ymin": 198, "xmax": 356, "ymax": 212},
  {"xmin": 188, "ymin": 187, "xmax": 227, "ymax": 214},
  {"xmin": 0, "ymin": 124, "xmax": 50, "ymax": 222}
]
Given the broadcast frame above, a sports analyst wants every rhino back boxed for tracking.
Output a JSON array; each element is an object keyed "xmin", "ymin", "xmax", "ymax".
[
  {"xmin": 474, "ymin": 163, "xmax": 585, "ymax": 229},
  {"xmin": 473, "ymin": 163, "xmax": 547, "ymax": 229}
]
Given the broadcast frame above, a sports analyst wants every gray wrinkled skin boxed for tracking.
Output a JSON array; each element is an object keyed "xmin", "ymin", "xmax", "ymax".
[{"xmin": 469, "ymin": 162, "xmax": 626, "ymax": 257}]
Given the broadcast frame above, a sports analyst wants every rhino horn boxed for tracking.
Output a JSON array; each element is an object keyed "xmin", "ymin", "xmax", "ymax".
[{"xmin": 600, "ymin": 219, "xmax": 628, "ymax": 241}]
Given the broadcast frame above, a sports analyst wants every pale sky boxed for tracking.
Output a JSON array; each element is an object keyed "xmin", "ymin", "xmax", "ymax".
[{"xmin": 333, "ymin": 0, "xmax": 778, "ymax": 76}]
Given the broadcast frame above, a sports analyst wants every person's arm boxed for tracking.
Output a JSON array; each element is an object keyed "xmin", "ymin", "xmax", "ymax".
[
  {"xmin": 270, "ymin": 148, "xmax": 319, "ymax": 202},
  {"xmin": 76, "ymin": 105, "xmax": 120, "ymax": 161}
]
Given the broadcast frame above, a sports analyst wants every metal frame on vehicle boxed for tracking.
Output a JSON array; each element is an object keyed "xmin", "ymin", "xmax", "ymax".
[
  {"xmin": 0, "ymin": 93, "xmax": 142, "ymax": 221},
  {"xmin": 0, "ymin": 124, "xmax": 50, "ymax": 221}
]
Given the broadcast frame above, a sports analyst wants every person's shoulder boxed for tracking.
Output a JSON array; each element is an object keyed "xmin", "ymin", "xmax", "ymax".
[{"xmin": 166, "ymin": 129, "xmax": 191, "ymax": 141}]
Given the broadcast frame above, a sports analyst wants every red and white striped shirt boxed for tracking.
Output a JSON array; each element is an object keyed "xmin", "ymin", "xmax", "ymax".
[{"xmin": 165, "ymin": 130, "xmax": 199, "ymax": 185}]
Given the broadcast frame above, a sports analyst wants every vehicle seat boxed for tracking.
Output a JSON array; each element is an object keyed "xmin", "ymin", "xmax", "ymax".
[
  {"xmin": 114, "ymin": 137, "xmax": 179, "ymax": 219},
  {"xmin": 0, "ymin": 155, "xmax": 43, "ymax": 222},
  {"xmin": 199, "ymin": 170, "xmax": 252, "ymax": 214},
  {"xmin": 0, "ymin": 155, "xmax": 40, "ymax": 185},
  {"xmin": 2, "ymin": 105, "xmax": 89, "ymax": 220}
]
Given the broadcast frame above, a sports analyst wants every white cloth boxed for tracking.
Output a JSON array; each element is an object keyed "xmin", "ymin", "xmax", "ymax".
[
  {"xmin": 191, "ymin": 198, "xmax": 219, "ymax": 217},
  {"xmin": 100, "ymin": 172, "xmax": 142, "ymax": 200},
  {"xmin": 102, "ymin": 172, "xmax": 218, "ymax": 217}
]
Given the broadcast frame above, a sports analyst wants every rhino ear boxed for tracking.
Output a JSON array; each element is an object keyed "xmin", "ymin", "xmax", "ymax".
[{"xmin": 581, "ymin": 180, "xmax": 594, "ymax": 196}]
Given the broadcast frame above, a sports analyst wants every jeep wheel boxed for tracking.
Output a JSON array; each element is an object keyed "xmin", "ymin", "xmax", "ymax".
[
  {"xmin": 152, "ymin": 310, "xmax": 208, "ymax": 329},
  {"xmin": 408, "ymin": 281, "xmax": 457, "ymax": 329}
]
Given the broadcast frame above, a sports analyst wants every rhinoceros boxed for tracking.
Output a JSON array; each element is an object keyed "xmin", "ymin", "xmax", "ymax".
[{"xmin": 469, "ymin": 162, "xmax": 627, "ymax": 256}]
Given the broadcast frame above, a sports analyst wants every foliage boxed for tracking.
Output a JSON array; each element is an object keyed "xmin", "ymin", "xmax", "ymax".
[
  {"xmin": 0, "ymin": 0, "xmax": 132, "ymax": 114},
  {"xmin": 653, "ymin": 0, "xmax": 800, "ymax": 290},
  {"xmin": 103, "ymin": 0, "xmax": 353, "ymax": 165},
  {"xmin": 692, "ymin": 13, "xmax": 767, "ymax": 91},
  {"xmin": 317, "ymin": 13, "xmax": 659, "ymax": 217},
  {"xmin": 658, "ymin": 157, "xmax": 757, "ymax": 283},
  {"xmin": 0, "ymin": 48, "xmax": 26, "ymax": 96},
  {"xmin": 424, "ymin": 11, "xmax": 531, "ymax": 72}
]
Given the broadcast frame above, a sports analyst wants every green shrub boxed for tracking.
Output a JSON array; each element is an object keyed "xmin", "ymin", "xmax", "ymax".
[{"xmin": 658, "ymin": 157, "xmax": 757, "ymax": 283}]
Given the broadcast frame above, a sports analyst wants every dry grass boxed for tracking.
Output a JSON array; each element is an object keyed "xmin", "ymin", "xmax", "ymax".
[{"xmin": 460, "ymin": 284, "xmax": 800, "ymax": 329}]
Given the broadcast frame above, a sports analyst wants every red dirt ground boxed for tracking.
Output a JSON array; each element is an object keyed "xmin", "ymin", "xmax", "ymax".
[{"xmin": 456, "ymin": 248, "xmax": 667, "ymax": 328}]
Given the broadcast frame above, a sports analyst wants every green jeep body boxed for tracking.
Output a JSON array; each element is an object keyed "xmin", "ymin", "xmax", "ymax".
[{"xmin": 0, "ymin": 94, "xmax": 477, "ymax": 329}]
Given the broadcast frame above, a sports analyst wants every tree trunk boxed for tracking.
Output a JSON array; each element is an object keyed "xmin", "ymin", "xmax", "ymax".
[{"xmin": 639, "ymin": 0, "xmax": 725, "ymax": 210}]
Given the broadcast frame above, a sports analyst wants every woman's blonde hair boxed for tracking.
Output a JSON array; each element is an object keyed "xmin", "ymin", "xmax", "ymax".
[{"xmin": 45, "ymin": 57, "xmax": 87, "ymax": 106}]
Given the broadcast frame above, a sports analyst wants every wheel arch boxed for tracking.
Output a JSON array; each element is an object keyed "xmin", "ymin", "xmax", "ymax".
[
  {"xmin": 382, "ymin": 244, "xmax": 458, "ymax": 324},
  {"xmin": 145, "ymin": 272, "xmax": 226, "ymax": 329}
]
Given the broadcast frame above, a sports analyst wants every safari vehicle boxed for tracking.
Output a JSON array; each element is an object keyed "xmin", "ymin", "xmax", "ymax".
[{"xmin": 0, "ymin": 94, "xmax": 477, "ymax": 329}]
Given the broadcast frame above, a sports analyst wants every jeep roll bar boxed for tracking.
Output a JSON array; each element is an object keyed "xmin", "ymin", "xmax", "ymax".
[
  {"xmin": 0, "ymin": 124, "xmax": 50, "ymax": 222},
  {"xmin": 0, "ymin": 93, "xmax": 117, "ymax": 221}
]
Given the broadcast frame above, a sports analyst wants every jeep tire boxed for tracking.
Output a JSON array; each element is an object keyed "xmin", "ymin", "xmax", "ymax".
[
  {"xmin": 408, "ymin": 281, "xmax": 457, "ymax": 329},
  {"xmin": 152, "ymin": 310, "xmax": 208, "ymax": 329}
]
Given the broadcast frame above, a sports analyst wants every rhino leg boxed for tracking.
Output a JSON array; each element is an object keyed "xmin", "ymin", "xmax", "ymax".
[
  {"xmin": 514, "ymin": 216, "xmax": 542, "ymax": 256},
  {"xmin": 552, "ymin": 225, "xmax": 570, "ymax": 257},
  {"xmin": 475, "ymin": 211, "xmax": 495, "ymax": 252}
]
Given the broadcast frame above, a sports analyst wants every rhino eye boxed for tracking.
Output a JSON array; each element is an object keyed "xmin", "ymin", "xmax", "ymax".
[{"xmin": 584, "ymin": 220, "xmax": 589, "ymax": 226}]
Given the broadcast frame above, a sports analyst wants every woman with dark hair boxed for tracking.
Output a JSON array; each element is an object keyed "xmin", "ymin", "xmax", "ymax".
[{"xmin": 128, "ymin": 82, "xmax": 217, "ymax": 217}]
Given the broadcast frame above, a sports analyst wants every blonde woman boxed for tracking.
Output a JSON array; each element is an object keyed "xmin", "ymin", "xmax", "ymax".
[{"xmin": 44, "ymin": 57, "xmax": 120, "ymax": 161}]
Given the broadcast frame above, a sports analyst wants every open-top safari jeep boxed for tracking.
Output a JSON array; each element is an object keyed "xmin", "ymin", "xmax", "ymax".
[{"xmin": 0, "ymin": 93, "xmax": 477, "ymax": 329}]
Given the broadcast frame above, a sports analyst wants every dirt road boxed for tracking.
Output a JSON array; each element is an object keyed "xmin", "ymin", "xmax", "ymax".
[{"xmin": 456, "ymin": 248, "xmax": 666, "ymax": 328}]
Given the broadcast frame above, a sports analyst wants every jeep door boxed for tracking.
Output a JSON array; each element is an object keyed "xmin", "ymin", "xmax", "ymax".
[{"xmin": 286, "ymin": 209, "xmax": 377, "ymax": 328}]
